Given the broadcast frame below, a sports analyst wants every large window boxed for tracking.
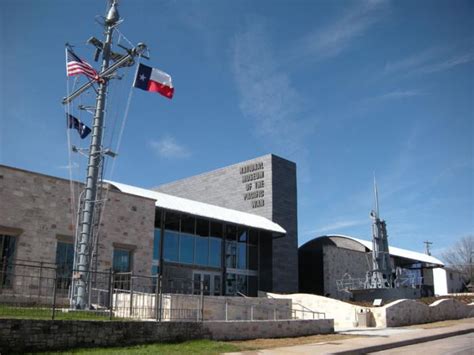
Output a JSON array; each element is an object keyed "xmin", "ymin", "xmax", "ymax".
[
  {"xmin": 0, "ymin": 234, "xmax": 16, "ymax": 287},
  {"xmin": 152, "ymin": 229, "xmax": 161, "ymax": 275},
  {"xmin": 113, "ymin": 248, "xmax": 132, "ymax": 290},
  {"xmin": 179, "ymin": 233, "xmax": 194, "ymax": 264},
  {"xmin": 113, "ymin": 249, "xmax": 132, "ymax": 273},
  {"xmin": 55, "ymin": 241, "xmax": 74, "ymax": 290},
  {"xmin": 164, "ymin": 230, "xmax": 179, "ymax": 262},
  {"xmin": 155, "ymin": 212, "xmax": 260, "ymax": 283},
  {"xmin": 209, "ymin": 237, "xmax": 221, "ymax": 267}
]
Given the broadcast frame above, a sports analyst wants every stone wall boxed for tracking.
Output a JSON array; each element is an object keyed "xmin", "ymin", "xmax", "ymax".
[
  {"xmin": 155, "ymin": 154, "xmax": 299, "ymax": 293},
  {"xmin": 0, "ymin": 318, "xmax": 334, "ymax": 353},
  {"xmin": 381, "ymin": 298, "xmax": 474, "ymax": 327},
  {"xmin": 0, "ymin": 165, "xmax": 156, "ymax": 293},
  {"xmin": 323, "ymin": 245, "xmax": 369, "ymax": 300}
]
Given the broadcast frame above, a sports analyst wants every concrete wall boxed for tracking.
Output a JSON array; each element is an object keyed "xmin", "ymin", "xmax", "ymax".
[
  {"xmin": 268, "ymin": 292, "xmax": 474, "ymax": 329},
  {"xmin": 0, "ymin": 165, "xmax": 156, "ymax": 277},
  {"xmin": 155, "ymin": 154, "xmax": 298, "ymax": 293},
  {"xmin": 268, "ymin": 292, "xmax": 369, "ymax": 329},
  {"xmin": 113, "ymin": 293, "xmax": 292, "ymax": 321},
  {"xmin": 0, "ymin": 318, "xmax": 334, "ymax": 353}
]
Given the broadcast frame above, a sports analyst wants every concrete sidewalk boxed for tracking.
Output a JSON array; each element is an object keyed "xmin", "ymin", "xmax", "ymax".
[{"xmin": 227, "ymin": 318, "xmax": 474, "ymax": 354}]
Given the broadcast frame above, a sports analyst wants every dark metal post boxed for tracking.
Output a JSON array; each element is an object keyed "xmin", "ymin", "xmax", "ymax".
[
  {"xmin": 52, "ymin": 268, "xmax": 58, "ymax": 320},
  {"xmin": 158, "ymin": 275, "xmax": 163, "ymax": 322},
  {"xmin": 155, "ymin": 275, "xmax": 159, "ymax": 321},
  {"xmin": 129, "ymin": 272, "xmax": 134, "ymax": 318},
  {"xmin": 108, "ymin": 268, "xmax": 113, "ymax": 320},
  {"xmin": 38, "ymin": 261, "xmax": 43, "ymax": 299},
  {"xmin": 200, "ymin": 279, "xmax": 204, "ymax": 321}
]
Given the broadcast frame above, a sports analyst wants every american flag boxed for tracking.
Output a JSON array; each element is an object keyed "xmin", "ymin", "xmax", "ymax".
[{"xmin": 66, "ymin": 48, "xmax": 99, "ymax": 81}]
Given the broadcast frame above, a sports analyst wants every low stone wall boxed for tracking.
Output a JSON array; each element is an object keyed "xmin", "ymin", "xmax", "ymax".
[
  {"xmin": 0, "ymin": 318, "xmax": 333, "ymax": 353},
  {"xmin": 205, "ymin": 319, "xmax": 333, "ymax": 340},
  {"xmin": 268, "ymin": 292, "xmax": 474, "ymax": 329},
  {"xmin": 382, "ymin": 298, "xmax": 474, "ymax": 327}
]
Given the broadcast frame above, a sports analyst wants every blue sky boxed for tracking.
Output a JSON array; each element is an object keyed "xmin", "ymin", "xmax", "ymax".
[{"xmin": 1, "ymin": 0, "xmax": 472, "ymax": 258}]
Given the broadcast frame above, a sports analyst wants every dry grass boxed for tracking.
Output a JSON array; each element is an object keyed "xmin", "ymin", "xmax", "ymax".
[{"xmin": 228, "ymin": 333, "xmax": 361, "ymax": 351}]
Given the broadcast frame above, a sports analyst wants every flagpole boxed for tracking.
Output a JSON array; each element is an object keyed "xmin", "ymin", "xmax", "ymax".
[{"xmin": 73, "ymin": 1, "xmax": 119, "ymax": 310}]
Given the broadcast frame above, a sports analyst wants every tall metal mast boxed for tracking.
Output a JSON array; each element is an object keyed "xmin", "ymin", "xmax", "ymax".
[
  {"xmin": 64, "ymin": 1, "xmax": 147, "ymax": 309},
  {"xmin": 367, "ymin": 177, "xmax": 393, "ymax": 289}
]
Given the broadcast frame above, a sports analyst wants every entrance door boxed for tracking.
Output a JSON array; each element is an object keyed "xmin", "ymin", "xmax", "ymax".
[{"xmin": 192, "ymin": 271, "xmax": 221, "ymax": 295}]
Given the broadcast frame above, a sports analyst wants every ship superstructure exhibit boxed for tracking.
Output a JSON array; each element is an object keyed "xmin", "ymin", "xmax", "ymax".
[{"xmin": 298, "ymin": 234, "xmax": 445, "ymax": 300}]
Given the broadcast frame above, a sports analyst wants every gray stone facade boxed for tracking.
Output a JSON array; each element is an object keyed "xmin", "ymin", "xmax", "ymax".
[
  {"xmin": 0, "ymin": 165, "xmax": 156, "ymax": 275},
  {"xmin": 155, "ymin": 154, "xmax": 298, "ymax": 293}
]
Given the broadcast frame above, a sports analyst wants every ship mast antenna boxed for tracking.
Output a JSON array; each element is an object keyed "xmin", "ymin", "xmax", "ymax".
[{"xmin": 65, "ymin": 0, "xmax": 147, "ymax": 309}]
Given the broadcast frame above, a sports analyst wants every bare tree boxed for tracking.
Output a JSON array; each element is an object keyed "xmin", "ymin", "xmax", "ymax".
[{"xmin": 441, "ymin": 235, "xmax": 473, "ymax": 282}]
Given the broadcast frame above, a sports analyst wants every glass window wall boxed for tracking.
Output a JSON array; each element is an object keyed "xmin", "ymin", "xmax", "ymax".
[
  {"xmin": 195, "ymin": 235, "xmax": 209, "ymax": 266},
  {"xmin": 164, "ymin": 230, "xmax": 179, "ymax": 262},
  {"xmin": 209, "ymin": 237, "xmax": 221, "ymax": 267},
  {"xmin": 179, "ymin": 233, "xmax": 194, "ymax": 264}
]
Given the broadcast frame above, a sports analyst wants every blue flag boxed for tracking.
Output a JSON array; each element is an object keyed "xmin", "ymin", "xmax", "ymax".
[{"xmin": 67, "ymin": 114, "xmax": 91, "ymax": 139}]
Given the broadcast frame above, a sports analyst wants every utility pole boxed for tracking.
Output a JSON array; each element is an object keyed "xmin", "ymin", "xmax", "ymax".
[
  {"xmin": 423, "ymin": 241, "xmax": 433, "ymax": 256},
  {"xmin": 64, "ymin": 1, "xmax": 147, "ymax": 309}
]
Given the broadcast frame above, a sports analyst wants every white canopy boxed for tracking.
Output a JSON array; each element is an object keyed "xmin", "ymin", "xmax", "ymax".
[{"xmin": 105, "ymin": 180, "xmax": 286, "ymax": 234}]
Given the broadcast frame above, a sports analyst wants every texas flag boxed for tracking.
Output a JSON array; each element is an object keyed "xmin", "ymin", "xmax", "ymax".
[{"xmin": 133, "ymin": 63, "xmax": 174, "ymax": 99}]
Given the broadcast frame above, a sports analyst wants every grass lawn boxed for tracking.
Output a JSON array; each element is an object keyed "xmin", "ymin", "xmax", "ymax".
[
  {"xmin": 35, "ymin": 334, "xmax": 362, "ymax": 354},
  {"xmin": 36, "ymin": 339, "xmax": 242, "ymax": 354},
  {"xmin": 0, "ymin": 305, "xmax": 113, "ymax": 321}
]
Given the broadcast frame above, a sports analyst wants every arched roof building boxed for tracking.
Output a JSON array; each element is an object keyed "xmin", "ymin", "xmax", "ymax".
[{"xmin": 299, "ymin": 234, "xmax": 444, "ymax": 300}]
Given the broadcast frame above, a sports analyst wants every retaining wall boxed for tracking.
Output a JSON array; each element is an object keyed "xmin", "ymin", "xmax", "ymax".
[
  {"xmin": 0, "ymin": 318, "xmax": 333, "ymax": 353},
  {"xmin": 268, "ymin": 292, "xmax": 474, "ymax": 329},
  {"xmin": 382, "ymin": 298, "xmax": 474, "ymax": 327}
]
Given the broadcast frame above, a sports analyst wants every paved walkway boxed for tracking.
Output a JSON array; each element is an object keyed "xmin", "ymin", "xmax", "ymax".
[{"xmin": 227, "ymin": 318, "xmax": 474, "ymax": 354}]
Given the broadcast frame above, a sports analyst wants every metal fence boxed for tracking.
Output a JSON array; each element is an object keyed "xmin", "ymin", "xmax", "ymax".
[{"xmin": 0, "ymin": 260, "xmax": 324, "ymax": 321}]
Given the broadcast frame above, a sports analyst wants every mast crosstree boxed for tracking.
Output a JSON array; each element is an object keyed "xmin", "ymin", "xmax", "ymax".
[{"xmin": 63, "ymin": 1, "xmax": 147, "ymax": 309}]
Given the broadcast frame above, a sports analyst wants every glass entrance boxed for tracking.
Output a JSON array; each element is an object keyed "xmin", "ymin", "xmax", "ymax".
[{"xmin": 192, "ymin": 271, "xmax": 221, "ymax": 295}]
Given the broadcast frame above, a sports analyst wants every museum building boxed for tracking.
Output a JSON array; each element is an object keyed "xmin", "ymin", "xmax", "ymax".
[{"xmin": 0, "ymin": 154, "xmax": 299, "ymax": 297}]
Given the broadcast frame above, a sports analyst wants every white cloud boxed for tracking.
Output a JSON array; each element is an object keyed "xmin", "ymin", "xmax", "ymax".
[
  {"xmin": 384, "ymin": 48, "xmax": 474, "ymax": 76},
  {"xmin": 149, "ymin": 136, "xmax": 191, "ymax": 159},
  {"xmin": 231, "ymin": 20, "xmax": 314, "ymax": 157},
  {"xmin": 362, "ymin": 89, "xmax": 423, "ymax": 104},
  {"xmin": 56, "ymin": 162, "xmax": 79, "ymax": 170},
  {"xmin": 306, "ymin": 219, "xmax": 368, "ymax": 236},
  {"xmin": 290, "ymin": 0, "xmax": 389, "ymax": 62}
]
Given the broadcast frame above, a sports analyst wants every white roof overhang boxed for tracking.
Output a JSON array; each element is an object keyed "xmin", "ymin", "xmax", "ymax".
[
  {"xmin": 104, "ymin": 180, "xmax": 286, "ymax": 234},
  {"xmin": 323, "ymin": 234, "xmax": 444, "ymax": 266}
]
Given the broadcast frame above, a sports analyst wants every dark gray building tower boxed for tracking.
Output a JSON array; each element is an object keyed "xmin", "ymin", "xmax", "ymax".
[{"xmin": 155, "ymin": 154, "xmax": 298, "ymax": 293}]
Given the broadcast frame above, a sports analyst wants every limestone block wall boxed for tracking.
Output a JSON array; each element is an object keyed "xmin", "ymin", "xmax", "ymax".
[
  {"xmin": 0, "ymin": 318, "xmax": 334, "ymax": 353},
  {"xmin": 0, "ymin": 165, "xmax": 156, "ymax": 279},
  {"xmin": 322, "ymin": 245, "xmax": 369, "ymax": 300},
  {"xmin": 382, "ymin": 298, "xmax": 474, "ymax": 327}
]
